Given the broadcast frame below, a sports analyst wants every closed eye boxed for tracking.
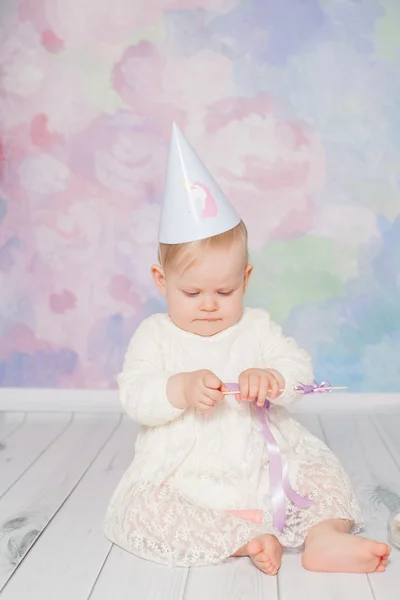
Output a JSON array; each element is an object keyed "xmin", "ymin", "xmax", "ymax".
[
  {"xmin": 182, "ymin": 291, "xmax": 199, "ymax": 297},
  {"xmin": 218, "ymin": 291, "xmax": 234, "ymax": 296}
]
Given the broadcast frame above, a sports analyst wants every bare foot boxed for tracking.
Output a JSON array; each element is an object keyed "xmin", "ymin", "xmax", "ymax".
[
  {"xmin": 303, "ymin": 530, "xmax": 391, "ymax": 573},
  {"xmin": 234, "ymin": 534, "xmax": 282, "ymax": 575}
]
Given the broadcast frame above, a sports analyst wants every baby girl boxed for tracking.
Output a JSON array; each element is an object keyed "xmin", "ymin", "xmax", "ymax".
[{"xmin": 104, "ymin": 124, "xmax": 391, "ymax": 575}]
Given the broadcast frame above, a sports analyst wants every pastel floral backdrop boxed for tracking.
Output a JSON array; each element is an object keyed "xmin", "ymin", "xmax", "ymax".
[{"xmin": 0, "ymin": 0, "xmax": 399, "ymax": 391}]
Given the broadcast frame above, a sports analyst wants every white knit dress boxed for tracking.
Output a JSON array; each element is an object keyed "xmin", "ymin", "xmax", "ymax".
[{"xmin": 103, "ymin": 308, "xmax": 363, "ymax": 566}]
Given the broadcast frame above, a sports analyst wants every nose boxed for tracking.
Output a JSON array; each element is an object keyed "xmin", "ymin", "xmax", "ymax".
[{"xmin": 200, "ymin": 294, "xmax": 218, "ymax": 312}]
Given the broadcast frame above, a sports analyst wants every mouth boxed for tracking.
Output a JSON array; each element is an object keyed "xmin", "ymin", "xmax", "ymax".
[{"xmin": 195, "ymin": 318, "xmax": 221, "ymax": 322}]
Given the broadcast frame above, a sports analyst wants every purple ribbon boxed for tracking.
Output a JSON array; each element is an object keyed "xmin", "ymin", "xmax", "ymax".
[
  {"xmin": 294, "ymin": 380, "xmax": 332, "ymax": 395},
  {"xmin": 225, "ymin": 382, "xmax": 314, "ymax": 531}
]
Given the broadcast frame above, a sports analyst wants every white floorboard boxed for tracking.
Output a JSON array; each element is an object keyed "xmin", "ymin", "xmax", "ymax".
[
  {"xmin": 184, "ymin": 557, "xmax": 278, "ymax": 600},
  {"xmin": 0, "ymin": 413, "xmax": 120, "ymax": 590},
  {"xmin": 277, "ymin": 415, "xmax": 375, "ymax": 600},
  {"xmin": 0, "ymin": 413, "xmax": 71, "ymax": 499},
  {"xmin": 321, "ymin": 414, "xmax": 400, "ymax": 600},
  {"xmin": 0, "ymin": 409, "xmax": 399, "ymax": 600},
  {"xmin": 0, "ymin": 413, "xmax": 25, "ymax": 442},
  {"xmin": 90, "ymin": 546, "xmax": 189, "ymax": 600},
  {"xmin": 279, "ymin": 553, "xmax": 374, "ymax": 600},
  {"xmin": 0, "ymin": 416, "xmax": 136, "ymax": 600}
]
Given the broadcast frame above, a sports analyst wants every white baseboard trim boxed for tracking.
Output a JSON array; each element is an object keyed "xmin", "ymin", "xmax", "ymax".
[{"xmin": 0, "ymin": 388, "xmax": 400, "ymax": 414}]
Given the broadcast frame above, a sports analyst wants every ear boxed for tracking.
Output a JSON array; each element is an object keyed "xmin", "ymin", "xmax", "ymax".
[
  {"xmin": 151, "ymin": 264, "xmax": 167, "ymax": 296},
  {"xmin": 243, "ymin": 264, "xmax": 253, "ymax": 291}
]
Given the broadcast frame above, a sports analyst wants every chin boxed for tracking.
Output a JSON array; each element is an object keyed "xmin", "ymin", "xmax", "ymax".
[{"xmin": 193, "ymin": 320, "xmax": 225, "ymax": 337}]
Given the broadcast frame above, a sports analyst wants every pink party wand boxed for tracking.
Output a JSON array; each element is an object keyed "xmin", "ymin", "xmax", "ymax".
[{"xmin": 222, "ymin": 380, "xmax": 348, "ymax": 396}]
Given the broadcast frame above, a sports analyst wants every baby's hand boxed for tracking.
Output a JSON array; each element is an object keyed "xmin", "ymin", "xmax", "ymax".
[
  {"xmin": 184, "ymin": 370, "xmax": 226, "ymax": 411},
  {"xmin": 238, "ymin": 368, "xmax": 285, "ymax": 406},
  {"xmin": 167, "ymin": 370, "xmax": 225, "ymax": 412}
]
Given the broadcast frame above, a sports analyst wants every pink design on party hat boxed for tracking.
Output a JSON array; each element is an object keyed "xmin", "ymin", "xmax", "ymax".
[
  {"xmin": 179, "ymin": 180, "xmax": 218, "ymax": 220},
  {"xmin": 159, "ymin": 123, "xmax": 241, "ymax": 244},
  {"xmin": 194, "ymin": 181, "xmax": 218, "ymax": 219}
]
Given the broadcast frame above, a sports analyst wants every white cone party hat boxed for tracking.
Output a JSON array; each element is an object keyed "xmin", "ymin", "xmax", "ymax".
[{"xmin": 158, "ymin": 123, "xmax": 241, "ymax": 244}]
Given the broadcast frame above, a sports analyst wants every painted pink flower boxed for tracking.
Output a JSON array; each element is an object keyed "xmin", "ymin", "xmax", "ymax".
[
  {"xmin": 30, "ymin": 113, "xmax": 64, "ymax": 149},
  {"xmin": 199, "ymin": 97, "xmax": 325, "ymax": 249},
  {"xmin": 49, "ymin": 290, "xmax": 77, "ymax": 314},
  {"xmin": 18, "ymin": 153, "xmax": 70, "ymax": 194},
  {"xmin": 0, "ymin": 20, "xmax": 100, "ymax": 135},
  {"xmin": 108, "ymin": 275, "xmax": 142, "ymax": 309},
  {"xmin": 114, "ymin": 203, "xmax": 160, "ymax": 299},
  {"xmin": 33, "ymin": 197, "xmax": 103, "ymax": 268},
  {"xmin": 113, "ymin": 44, "xmax": 235, "ymax": 137},
  {"xmin": 0, "ymin": 21, "xmax": 50, "ymax": 122},
  {"xmin": 0, "ymin": 323, "xmax": 51, "ymax": 360},
  {"xmin": 19, "ymin": 0, "xmax": 240, "ymax": 47},
  {"xmin": 69, "ymin": 113, "xmax": 167, "ymax": 205},
  {"xmin": 41, "ymin": 29, "xmax": 64, "ymax": 53}
]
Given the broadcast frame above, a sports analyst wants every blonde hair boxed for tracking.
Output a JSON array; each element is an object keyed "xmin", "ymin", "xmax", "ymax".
[{"xmin": 158, "ymin": 221, "xmax": 248, "ymax": 273}]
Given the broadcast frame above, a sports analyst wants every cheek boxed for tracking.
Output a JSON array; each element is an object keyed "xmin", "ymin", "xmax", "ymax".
[
  {"xmin": 168, "ymin": 291, "xmax": 196, "ymax": 316},
  {"xmin": 179, "ymin": 300, "xmax": 199, "ymax": 324},
  {"xmin": 166, "ymin": 289, "xmax": 181, "ymax": 311},
  {"xmin": 184, "ymin": 298, "xmax": 198, "ymax": 315},
  {"xmin": 226, "ymin": 294, "xmax": 243, "ymax": 315}
]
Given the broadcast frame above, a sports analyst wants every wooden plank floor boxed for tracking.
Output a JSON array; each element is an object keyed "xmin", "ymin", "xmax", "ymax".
[{"xmin": 0, "ymin": 410, "xmax": 399, "ymax": 600}]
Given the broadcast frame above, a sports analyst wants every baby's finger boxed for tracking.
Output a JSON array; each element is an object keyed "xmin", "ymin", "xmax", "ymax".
[
  {"xmin": 196, "ymin": 404, "xmax": 213, "ymax": 412},
  {"xmin": 207, "ymin": 388, "xmax": 224, "ymax": 404},
  {"xmin": 257, "ymin": 377, "xmax": 270, "ymax": 407},
  {"xmin": 267, "ymin": 374, "xmax": 280, "ymax": 399},
  {"xmin": 238, "ymin": 372, "xmax": 250, "ymax": 400},
  {"xmin": 203, "ymin": 370, "xmax": 222, "ymax": 390},
  {"xmin": 201, "ymin": 393, "xmax": 217, "ymax": 406},
  {"xmin": 248, "ymin": 373, "xmax": 260, "ymax": 400},
  {"xmin": 197, "ymin": 397, "xmax": 214, "ymax": 410}
]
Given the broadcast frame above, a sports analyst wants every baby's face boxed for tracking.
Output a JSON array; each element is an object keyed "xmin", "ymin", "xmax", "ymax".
[{"xmin": 163, "ymin": 242, "xmax": 252, "ymax": 336}]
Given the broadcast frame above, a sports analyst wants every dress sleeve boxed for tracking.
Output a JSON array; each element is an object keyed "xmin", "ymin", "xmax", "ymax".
[
  {"xmin": 117, "ymin": 316, "xmax": 185, "ymax": 426},
  {"xmin": 257, "ymin": 310, "xmax": 314, "ymax": 406}
]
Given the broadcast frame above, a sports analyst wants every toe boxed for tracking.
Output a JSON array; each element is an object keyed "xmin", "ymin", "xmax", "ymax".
[
  {"xmin": 377, "ymin": 542, "xmax": 391, "ymax": 556},
  {"xmin": 264, "ymin": 562, "xmax": 276, "ymax": 575},
  {"xmin": 252, "ymin": 555, "xmax": 277, "ymax": 576},
  {"xmin": 375, "ymin": 564, "xmax": 386, "ymax": 573},
  {"xmin": 257, "ymin": 556, "xmax": 272, "ymax": 568},
  {"xmin": 380, "ymin": 557, "xmax": 389, "ymax": 565},
  {"xmin": 247, "ymin": 539, "xmax": 263, "ymax": 555}
]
